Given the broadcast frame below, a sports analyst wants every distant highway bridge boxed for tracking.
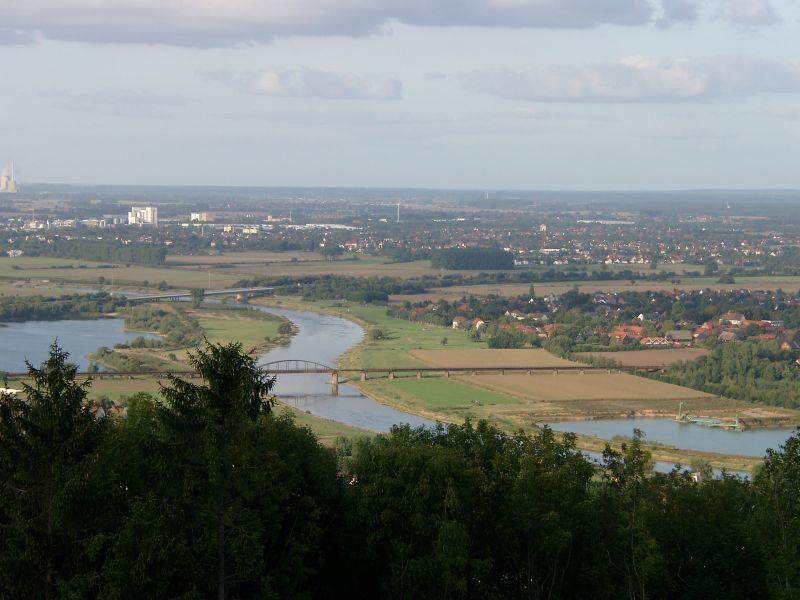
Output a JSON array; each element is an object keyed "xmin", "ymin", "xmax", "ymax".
[{"xmin": 124, "ymin": 287, "xmax": 274, "ymax": 304}]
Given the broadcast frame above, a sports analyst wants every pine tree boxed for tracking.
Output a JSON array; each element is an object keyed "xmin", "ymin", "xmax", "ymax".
[{"xmin": 0, "ymin": 342, "xmax": 104, "ymax": 599}]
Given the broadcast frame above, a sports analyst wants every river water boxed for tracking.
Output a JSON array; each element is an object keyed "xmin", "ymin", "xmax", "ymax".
[
  {"xmin": 252, "ymin": 306, "xmax": 434, "ymax": 432},
  {"xmin": 0, "ymin": 318, "xmax": 157, "ymax": 372},
  {"xmin": 547, "ymin": 418, "xmax": 796, "ymax": 458}
]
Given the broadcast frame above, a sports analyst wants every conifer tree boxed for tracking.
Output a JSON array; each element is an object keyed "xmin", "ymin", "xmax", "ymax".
[{"xmin": 0, "ymin": 342, "xmax": 103, "ymax": 599}]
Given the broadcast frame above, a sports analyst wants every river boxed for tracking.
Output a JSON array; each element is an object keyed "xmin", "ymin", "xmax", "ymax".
[
  {"xmin": 547, "ymin": 418, "xmax": 796, "ymax": 458},
  {"xmin": 252, "ymin": 306, "xmax": 434, "ymax": 432},
  {"xmin": 3, "ymin": 305, "xmax": 795, "ymax": 463},
  {"xmin": 0, "ymin": 318, "xmax": 157, "ymax": 372}
]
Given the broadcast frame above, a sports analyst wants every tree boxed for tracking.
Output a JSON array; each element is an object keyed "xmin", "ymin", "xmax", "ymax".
[
  {"xmin": 158, "ymin": 341, "xmax": 275, "ymax": 600},
  {"xmin": 99, "ymin": 341, "xmax": 348, "ymax": 599},
  {"xmin": 752, "ymin": 432, "xmax": 800, "ymax": 598},
  {"xmin": 191, "ymin": 287, "xmax": 205, "ymax": 308},
  {"xmin": 704, "ymin": 259, "xmax": 719, "ymax": 276},
  {"xmin": 321, "ymin": 245, "xmax": 344, "ymax": 261},
  {"xmin": 0, "ymin": 342, "xmax": 105, "ymax": 599},
  {"xmin": 670, "ymin": 300, "xmax": 685, "ymax": 322},
  {"xmin": 368, "ymin": 327, "xmax": 386, "ymax": 341},
  {"xmin": 600, "ymin": 430, "xmax": 662, "ymax": 599}
]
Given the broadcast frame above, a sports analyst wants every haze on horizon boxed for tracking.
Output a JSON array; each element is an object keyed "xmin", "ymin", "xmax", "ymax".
[{"xmin": 1, "ymin": 0, "xmax": 799, "ymax": 191}]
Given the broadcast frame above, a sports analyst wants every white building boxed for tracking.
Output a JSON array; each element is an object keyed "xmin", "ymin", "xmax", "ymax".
[{"xmin": 128, "ymin": 206, "xmax": 158, "ymax": 226}]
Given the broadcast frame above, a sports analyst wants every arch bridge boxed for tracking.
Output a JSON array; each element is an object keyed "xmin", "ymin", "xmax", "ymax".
[
  {"xmin": 261, "ymin": 360, "xmax": 335, "ymax": 374},
  {"xmin": 261, "ymin": 359, "xmax": 341, "ymax": 394}
]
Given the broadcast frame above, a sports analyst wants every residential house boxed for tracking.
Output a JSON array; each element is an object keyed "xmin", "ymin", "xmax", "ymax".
[
  {"xmin": 718, "ymin": 312, "xmax": 746, "ymax": 326},
  {"xmin": 640, "ymin": 337, "xmax": 671, "ymax": 346},
  {"xmin": 665, "ymin": 330, "xmax": 693, "ymax": 345}
]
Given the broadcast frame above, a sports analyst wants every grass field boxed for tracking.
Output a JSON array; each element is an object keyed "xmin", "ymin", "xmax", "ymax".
[
  {"xmin": 194, "ymin": 309, "xmax": 284, "ymax": 348},
  {"xmin": 575, "ymin": 348, "xmax": 708, "ymax": 367},
  {"xmin": 166, "ymin": 251, "xmax": 325, "ymax": 265},
  {"xmin": 0, "ymin": 284, "xmax": 75, "ymax": 297},
  {"xmin": 81, "ymin": 376, "xmax": 163, "ymax": 401},
  {"xmin": 390, "ymin": 378, "xmax": 521, "ymax": 408},
  {"xmin": 275, "ymin": 402, "xmax": 375, "ymax": 442},
  {"xmin": 339, "ymin": 304, "xmax": 485, "ymax": 370},
  {"xmin": 392, "ymin": 276, "xmax": 800, "ymax": 303},
  {"xmin": 226, "ymin": 257, "xmax": 463, "ymax": 279},
  {"xmin": 0, "ymin": 256, "xmax": 242, "ymax": 289},
  {"xmin": 410, "ymin": 348, "xmax": 578, "ymax": 368},
  {"xmin": 4, "ymin": 254, "xmax": 798, "ymax": 302}
]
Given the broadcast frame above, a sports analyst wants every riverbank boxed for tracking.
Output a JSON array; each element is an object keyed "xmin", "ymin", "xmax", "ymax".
[
  {"xmin": 87, "ymin": 304, "xmax": 298, "ymax": 373},
  {"xmin": 250, "ymin": 298, "xmax": 796, "ymax": 471}
]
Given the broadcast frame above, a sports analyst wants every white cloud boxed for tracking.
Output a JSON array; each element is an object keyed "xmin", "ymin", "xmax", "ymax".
[
  {"xmin": 200, "ymin": 68, "xmax": 402, "ymax": 100},
  {"xmin": 461, "ymin": 55, "xmax": 800, "ymax": 103},
  {"xmin": 0, "ymin": 0, "xmax": 780, "ymax": 46}
]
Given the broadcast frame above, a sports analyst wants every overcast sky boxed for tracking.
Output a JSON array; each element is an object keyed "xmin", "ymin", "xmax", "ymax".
[{"xmin": 1, "ymin": 0, "xmax": 799, "ymax": 190}]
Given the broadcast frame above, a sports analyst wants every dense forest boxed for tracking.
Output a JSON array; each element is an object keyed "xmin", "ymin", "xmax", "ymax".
[
  {"xmin": 122, "ymin": 304, "xmax": 203, "ymax": 347},
  {"xmin": 431, "ymin": 247, "xmax": 515, "ymax": 270},
  {"xmin": 651, "ymin": 341, "xmax": 800, "ymax": 408},
  {"xmin": 12, "ymin": 239, "xmax": 167, "ymax": 265},
  {"xmin": 0, "ymin": 292, "xmax": 129, "ymax": 321},
  {"xmin": 2, "ymin": 342, "xmax": 800, "ymax": 599},
  {"xmin": 235, "ymin": 274, "xmax": 426, "ymax": 302}
]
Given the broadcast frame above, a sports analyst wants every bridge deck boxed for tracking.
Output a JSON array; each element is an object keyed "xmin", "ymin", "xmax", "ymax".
[
  {"xmin": 3, "ymin": 364, "xmax": 666, "ymax": 378},
  {"xmin": 125, "ymin": 287, "xmax": 274, "ymax": 303}
]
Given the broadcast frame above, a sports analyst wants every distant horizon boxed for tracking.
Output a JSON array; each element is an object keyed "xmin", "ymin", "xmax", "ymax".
[{"xmin": 16, "ymin": 182, "xmax": 800, "ymax": 195}]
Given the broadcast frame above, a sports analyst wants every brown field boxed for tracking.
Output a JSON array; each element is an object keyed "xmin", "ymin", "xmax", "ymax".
[
  {"xmin": 575, "ymin": 348, "xmax": 708, "ymax": 367},
  {"xmin": 446, "ymin": 371, "xmax": 735, "ymax": 421},
  {"xmin": 460, "ymin": 372, "xmax": 711, "ymax": 403},
  {"xmin": 410, "ymin": 348, "xmax": 579, "ymax": 368}
]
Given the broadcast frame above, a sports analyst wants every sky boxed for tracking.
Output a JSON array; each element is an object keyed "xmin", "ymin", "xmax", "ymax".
[{"xmin": 1, "ymin": 0, "xmax": 799, "ymax": 191}]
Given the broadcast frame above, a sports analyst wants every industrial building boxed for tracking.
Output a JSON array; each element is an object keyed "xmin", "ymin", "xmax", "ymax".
[
  {"xmin": 0, "ymin": 162, "xmax": 17, "ymax": 193},
  {"xmin": 128, "ymin": 206, "xmax": 158, "ymax": 226}
]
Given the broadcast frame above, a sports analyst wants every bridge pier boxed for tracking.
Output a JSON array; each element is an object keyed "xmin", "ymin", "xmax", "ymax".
[
  {"xmin": 553, "ymin": 369, "xmax": 558, "ymax": 375},
  {"xmin": 330, "ymin": 371, "xmax": 338, "ymax": 396},
  {"xmin": 388, "ymin": 370, "xmax": 395, "ymax": 380},
  {"xmin": 416, "ymin": 370, "xmax": 421, "ymax": 379},
  {"xmin": 361, "ymin": 371, "xmax": 367, "ymax": 382},
  {"xmin": 445, "ymin": 370, "xmax": 450, "ymax": 378}
]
